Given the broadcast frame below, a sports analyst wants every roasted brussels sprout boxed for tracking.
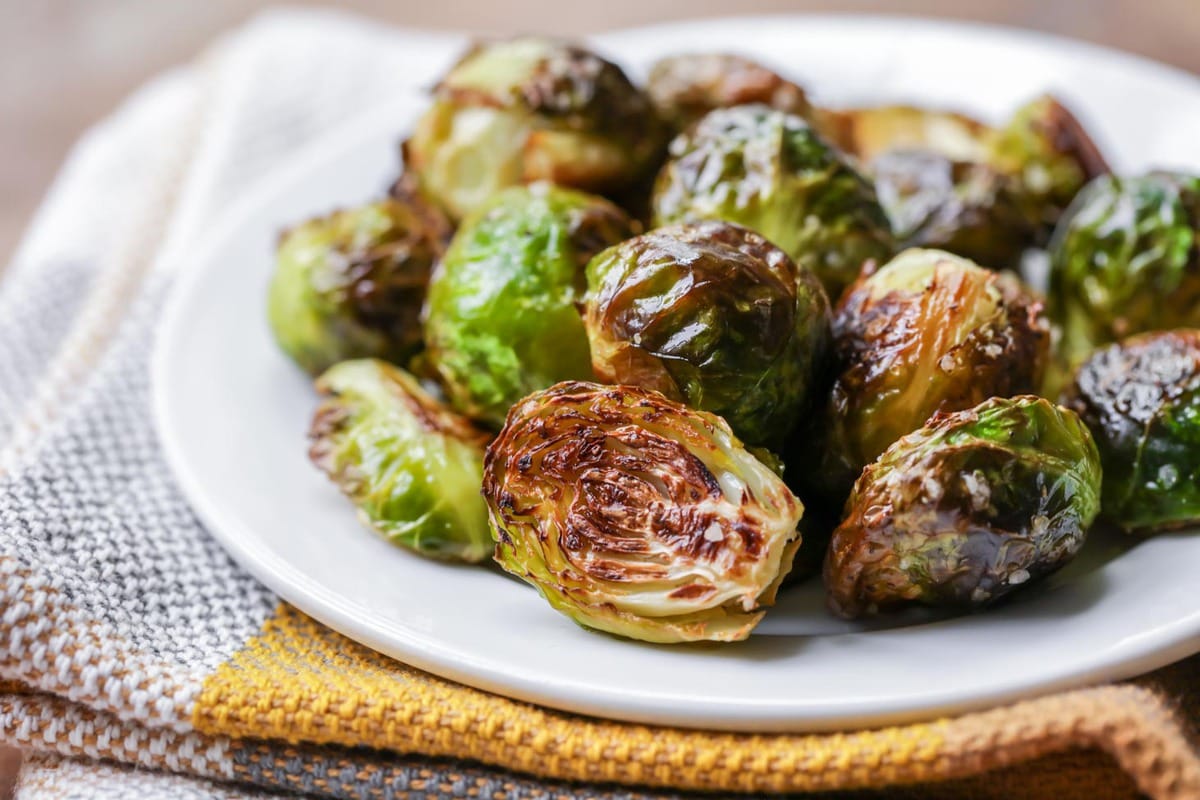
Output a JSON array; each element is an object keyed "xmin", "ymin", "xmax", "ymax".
[
  {"xmin": 823, "ymin": 99, "xmax": 1108, "ymax": 266},
  {"xmin": 1048, "ymin": 172, "xmax": 1200, "ymax": 375},
  {"xmin": 651, "ymin": 104, "xmax": 895, "ymax": 296},
  {"xmin": 809, "ymin": 248, "xmax": 1049, "ymax": 500},
  {"xmin": 820, "ymin": 105, "xmax": 990, "ymax": 164},
  {"xmin": 483, "ymin": 381, "xmax": 804, "ymax": 643},
  {"xmin": 583, "ymin": 220, "xmax": 831, "ymax": 446},
  {"xmin": 871, "ymin": 150, "xmax": 1037, "ymax": 268},
  {"xmin": 309, "ymin": 359, "xmax": 492, "ymax": 562},
  {"xmin": 646, "ymin": 53, "xmax": 813, "ymax": 134},
  {"xmin": 403, "ymin": 37, "xmax": 665, "ymax": 220},
  {"xmin": 267, "ymin": 197, "xmax": 452, "ymax": 375},
  {"xmin": 423, "ymin": 182, "xmax": 635, "ymax": 428},
  {"xmin": 825, "ymin": 395, "xmax": 1101, "ymax": 618},
  {"xmin": 987, "ymin": 94, "xmax": 1109, "ymax": 230},
  {"xmin": 1063, "ymin": 330, "xmax": 1200, "ymax": 534}
]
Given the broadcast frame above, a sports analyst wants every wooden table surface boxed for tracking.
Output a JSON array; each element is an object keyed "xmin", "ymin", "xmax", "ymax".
[{"xmin": 0, "ymin": 0, "xmax": 1196, "ymax": 795}]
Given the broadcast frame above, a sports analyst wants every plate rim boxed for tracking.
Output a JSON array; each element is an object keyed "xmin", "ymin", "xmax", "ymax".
[{"xmin": 152, "ymin": 14, "xmax": 1200, "ymax": 733}]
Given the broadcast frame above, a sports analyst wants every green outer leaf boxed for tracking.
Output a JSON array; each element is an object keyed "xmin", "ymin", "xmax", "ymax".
[
  {"xmin": 309, "ymin": 359, "xmax": 492, "ymax": 562},
  {"xmin": 423, "ymin": 183, "xmax": 634, "ymax": 428}
]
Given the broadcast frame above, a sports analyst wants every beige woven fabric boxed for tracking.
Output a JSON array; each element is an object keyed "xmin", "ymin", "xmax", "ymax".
[{"xmin": 0, "ymin": 10, "xmax": 1197, "ymax": 800}]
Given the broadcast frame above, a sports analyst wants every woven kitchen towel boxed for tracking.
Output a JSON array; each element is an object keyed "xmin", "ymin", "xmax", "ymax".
[{"xmin": 0, "ymin": 9, "xmax": 1198, "ymax": 800}]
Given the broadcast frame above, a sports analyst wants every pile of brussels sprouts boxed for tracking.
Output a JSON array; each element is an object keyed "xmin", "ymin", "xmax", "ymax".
[{"xmin": 267, "ymin": 38, "xmax": 1200, "ymax": 644}]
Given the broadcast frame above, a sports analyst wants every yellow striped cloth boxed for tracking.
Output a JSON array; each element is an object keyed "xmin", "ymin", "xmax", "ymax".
[{"xmin": 0, "ymin": 10, "xmax": 1196, "ymax": 800}]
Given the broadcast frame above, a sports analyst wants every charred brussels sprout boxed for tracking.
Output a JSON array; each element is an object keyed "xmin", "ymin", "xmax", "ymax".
[
  {"xmin": 583, "ymin": 221, "xmax": 831, "ymax": 446},
  {"xmin": 424, "ymin": 183, "xmax": 635, "ymax": 428},
  {"xmin": 483, "ymin": 381, "xmax": 803, "ymax": 643},
  {"xmin": 825, "ymin": 395, "xmax": 1100, "ymax": 618},
  {"xmin": 309, "ymin": 359, "xmax": 492, "ymax": 562},
  {"xmin": 404, "ymin": 37, "xmax": 665, "ymax": 220},
  {"xmin": 1064, "ymin": 330, "xmax": 1200, "ymax": 534},
  {"xmin": 267, "ymin": 197, "xmax": 451, "ymax": 375},
  {"xmin": 987, "ymin": 95, "xmax": 1109, "ymax": 230},
  {"xmin": 810, "ymin": 248, "xmax": 1049, "ymax": 499},
  {"xmin": 871, "ymin": 150, "xmax": 1037, "ymax": 268},
  {"xmin": 646, "ymin": 53, "xmax": 813, "ymax": 134},
  {"xmin": 1048, "ymin": 172, "xmax": 1200, "ymax": 375},
  {"xmin": 652, "ymin": 104, "xmax": 895, "ymax": 296}
]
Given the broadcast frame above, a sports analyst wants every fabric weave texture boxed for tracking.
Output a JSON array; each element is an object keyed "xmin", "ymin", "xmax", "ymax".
[{"xmin": 0, "ymin": 10, "xmax": 1197, "ymax": 800}]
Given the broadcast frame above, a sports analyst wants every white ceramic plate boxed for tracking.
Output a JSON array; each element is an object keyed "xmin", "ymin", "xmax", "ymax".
[{"xmin": 154, "ymin": 16, "xmax": 1200, "ymax": 732}]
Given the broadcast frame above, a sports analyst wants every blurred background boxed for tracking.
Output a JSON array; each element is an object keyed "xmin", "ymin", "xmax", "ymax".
[
  {"xmin": 0, "ymin": 0, "xmax": 1197, "ymax": 794},
  {"xmin": 2, "ymin": 0, "xmax": 1199, "ymax": 267}
]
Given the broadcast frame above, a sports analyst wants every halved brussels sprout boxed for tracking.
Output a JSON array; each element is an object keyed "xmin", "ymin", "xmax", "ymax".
[
  {"xmin": 646, "ymin": 53, "xmax": 813, "ymax": 134},
  {"xmin": 871, "ymin": 150, "xmax": 1038, "ymax": 268},
  {"xmin": 583, "ymin": 220, "xmax": 831, "ymax": 446},
  {"xmin": 808, "ymin": 248, "xmax": 1049, "ymax": 500},
  {"xmin": 651, "ymin": 104, "xmax": 895, "ymax": 297},
  {"xmin": 1063, "ymin": 330, "xmax": 1200, "ymax": 534},
  {"xmin": 825, "ymin": 395, "xmax": 1100, "ymax": 618},
  {"xmin": 820, "ymin": 105, "xmax": 991, "ymax": 164},
  {"xmin": 403, "ymin": 37, "xmax": 665, "ymax": 220},
  {"xmin": 987, "ymin": 94, "xmax": 1110, "ymax": 230},
  {"xmin": 267, "ymin": 196, "xmax": 452, "ymax": 375},
  {"xmin": 423, "ymin": 182, "xmax": 635, "ymax": 428},
  {"xmin": 1048, "ymin": 171, "xmax": 1200, "ymax": 376},
  {"xmin": 309, "ymin": 359, "xmax": 492, "ymax": 562},
  {"xmin": 483, "ymin": 381, "xmax": 804, "ymax": 643}
]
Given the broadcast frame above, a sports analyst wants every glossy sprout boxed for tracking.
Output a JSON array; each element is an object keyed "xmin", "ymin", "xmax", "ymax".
[
  {"xmin": 1048, "ymin": 171, "xmax": 1200, "ymax": 376},
  {"xmin": 1064, "ymin": 330, "xmax": 1200, "ymax": 534},
  {"xmin": 423, "ymin": 182, "xmax": 635, "ymax": 428},
  {"xmin": 872, "ymin": 150, "xmax": 1038, "ymax": 268},
  {"xmin": 267, "ymin": 196, "xmax": 451, "ymax": 375},
  {"xmin": 309, "ymin": 359, "xmax": 492, "ymax": 562},
  {"xmin": 583, "ymin": 220, "xmax": 831, "ymax": 446},
  {"xmin": 404, "ymin": 37, "xmax": 665, "ymax": 220},
  {"xmin": 809, "ymin": 248, "xmax": 1049, "ymax": 500},
  {"xmin": 825, "ymin": 395, "xmax": 1100, "ymax": 618},
  {"xmin": 483, "ymin": 381, "xmax": 804, "ymax": 643},
  {"xmin": 987, "ymin": 94, "xmax": 1110, "ymax": 230},
  {"xmin": 651, "ymin": 104, "xmax": 895, "ymax": 297},
  {"xmin": 646, "ymin": 53, "xmax": 813, "ymax": 134}
]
